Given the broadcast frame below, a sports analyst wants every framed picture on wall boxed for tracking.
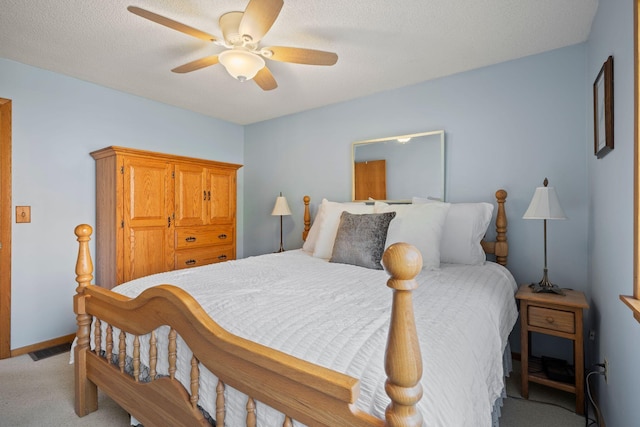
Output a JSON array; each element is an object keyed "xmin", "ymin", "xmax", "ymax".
[{"xmin": 593, "ymin": 55, "xmax": 614, "ymax": 159}]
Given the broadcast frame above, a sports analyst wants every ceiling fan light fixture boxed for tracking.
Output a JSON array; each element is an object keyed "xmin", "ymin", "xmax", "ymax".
[{"xmin": 218, "ymin": 49, "xmax": 265, "ymax": 82}]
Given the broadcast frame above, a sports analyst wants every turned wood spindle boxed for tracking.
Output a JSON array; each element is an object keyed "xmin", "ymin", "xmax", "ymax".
[
  {"xmin": 190, "ymin": 355, "xmax": 199, "ymax": 409},
  {"xmin": 118, "ymin": 331, "xmax": 126, "ymax": 374},
  {"xmin": 149, "ymin": 331, "xmax": 157, "ymax": 380},
  {"xmin": 106, "ymin": 325, "xmax": 113, "ymax": 364},
  {"xmin": 216, "ymin": 380, "xmax": 226, "ymax": 426},
  {"xmin": 168, "ymin": 328, "xmax": 177, "ymax": 380},
  {"xmin": 133, "ymin": 336, "xmax": 140, "ymax": 382},
  {"xmin": 94, "ymin": 319, "xmax": 101, "ymax": 356},
  {"xmin": 246, "ymin": 397, "xmax": 256, "ymax": 427}
]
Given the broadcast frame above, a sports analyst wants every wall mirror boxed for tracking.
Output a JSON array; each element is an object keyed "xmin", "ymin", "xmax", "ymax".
[{"xmin": 352, "ymin": 130, "xmax": 445, "ymax": 202}]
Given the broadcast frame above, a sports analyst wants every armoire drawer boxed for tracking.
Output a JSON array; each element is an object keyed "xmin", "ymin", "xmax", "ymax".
[
  {"xmin": 175, "ymin": 245, "xmax": 235, "ymax": 270},
  {"xmin": 176, "ymin": 226, "xmax": 234, "ymax": 249}
]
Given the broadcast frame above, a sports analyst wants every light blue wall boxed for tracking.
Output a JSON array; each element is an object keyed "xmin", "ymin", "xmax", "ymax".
[
  {"xmin": 244, "ymin": 45, "xmax": 590, "ymax": 334},
  {"xmin": 0, "ymin": 58, "xmax": 244, "ymax": 349},
  {"xmin": 587, "ymin": 1, "xmax": 640, "ymax": 426}
]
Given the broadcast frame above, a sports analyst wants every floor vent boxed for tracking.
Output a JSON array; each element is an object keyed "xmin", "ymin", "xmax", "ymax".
[{"xmin": 28, "ymin": 342, "xmax": 72, "ymax": 361}]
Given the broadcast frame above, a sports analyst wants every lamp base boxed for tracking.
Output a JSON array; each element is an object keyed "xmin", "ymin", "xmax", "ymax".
[
  {"xmin": 529, "ymin": 269, "xmax": 565, "ymax": 295},
  {"xmin": 529, "ymin": 282, "xmax": 565, "ymax": 295}
]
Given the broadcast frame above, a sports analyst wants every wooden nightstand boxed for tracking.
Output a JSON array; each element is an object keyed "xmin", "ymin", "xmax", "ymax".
[{"xmin": 516, "ymin": 284, "xmax": 589, "ymax": 415}]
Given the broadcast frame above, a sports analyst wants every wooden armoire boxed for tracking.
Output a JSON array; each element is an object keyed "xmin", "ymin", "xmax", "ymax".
[{"xmin": 91, "ymin": 146, "xmax": 242, "ymax": 289}]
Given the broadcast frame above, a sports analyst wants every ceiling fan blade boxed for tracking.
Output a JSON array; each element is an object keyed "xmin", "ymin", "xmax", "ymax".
[
  {"xmin": 253, "ymin": 66, "xmax": 278, "ymax": 91},
  {"xmin": 128, "ymin": 6, "xmax": 217, "ymax": 42},
  {"xmin": 266, "ymin": 46, "xmax": 338, "ymax": 66},
  {"xmin": 239, "ymin": 0, "xmax": 283, "ymax": 42},
  {"xmin": 171, "ymin": 56, "xmax": 219, "ymax": 73}
]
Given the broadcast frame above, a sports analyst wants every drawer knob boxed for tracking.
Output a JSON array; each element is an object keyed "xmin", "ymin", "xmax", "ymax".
[
  {"xmin": 218, "ymin": 254, "xmax": 228, "ymax": 260},
  {"xmin": 218, "ymin": 234, "xmax": 227, "ymax": 239},
  {"xmin": 546, "ymin": 317, "xmax": 555, "ymax": 324},
  {"xmin": 185, "ymin": 259, "xmax": 196, "ymax": 265},
  {"xmin": 185, "ymin": 236, "xmax": 196, "ymax": 242}
]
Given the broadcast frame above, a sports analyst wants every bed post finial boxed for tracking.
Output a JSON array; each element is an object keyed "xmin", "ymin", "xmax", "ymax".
[
  {"xmin": 302, "ymin": 196, "xmax": 311, "ymax": 242},
  {"xmin": 381, "ymin": 243, "xmax": 424, "ymax": 427},
  {"xmin": 494, "ymin": 189, "xmax": 508, "ymax": 266},
  {"xmin": 75, "ymin": 224, "xmax": 94, "ymax": 293}
]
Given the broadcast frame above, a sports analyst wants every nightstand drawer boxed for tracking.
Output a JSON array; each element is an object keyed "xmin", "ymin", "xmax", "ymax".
[{"xmin": 528, "ymin": 306, "xmax": 575, "ymax": 333}]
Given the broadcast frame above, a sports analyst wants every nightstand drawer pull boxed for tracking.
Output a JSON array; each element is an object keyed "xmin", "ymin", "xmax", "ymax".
[
  {"xmin": 546, "ymin": 317, "xmax": 555, "ymax": 324},
  {"xmin": 185, "ymin": 236, "xmax": 196, "ymax": 242},
  {"xmin": 218, "ymin": 234, "xmax": 227, "ymax": 239},
  {"xmin": 185, "ymin": 259, "xmax": 196, "ymax": 265},
  {"xmin": 218, "ymin": 254, "xmax": 227, "ymax": 260}
]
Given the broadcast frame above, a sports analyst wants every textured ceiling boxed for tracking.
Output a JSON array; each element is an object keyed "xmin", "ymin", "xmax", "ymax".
[{"xmin": 0, "ymin": 0, "xmax": 598, "ymax": 125}]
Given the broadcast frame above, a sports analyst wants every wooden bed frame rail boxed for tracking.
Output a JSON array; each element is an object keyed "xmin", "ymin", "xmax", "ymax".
[
  {"xmin": 74, "ymin": 228, "xmax": 424, "ymax": 426},
  {"xmin": 74, "ymin": 190, "xmax": 507, "ymax": 427}
]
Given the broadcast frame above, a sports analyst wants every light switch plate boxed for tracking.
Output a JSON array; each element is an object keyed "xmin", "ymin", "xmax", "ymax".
[{"xmin": 16, "ymin": 206, "xmax": 31, "ymax": 223}]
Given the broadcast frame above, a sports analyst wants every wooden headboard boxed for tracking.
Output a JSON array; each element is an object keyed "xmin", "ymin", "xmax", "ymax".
[{"xmin": 301, "ymin": 189, "xmax": 508, "ymax": 266}]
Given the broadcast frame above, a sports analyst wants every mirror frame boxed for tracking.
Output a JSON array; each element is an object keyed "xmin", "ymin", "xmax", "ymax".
[{"xmin": 351, "ymin": 130, "xmax": 445, "ymax": 202}]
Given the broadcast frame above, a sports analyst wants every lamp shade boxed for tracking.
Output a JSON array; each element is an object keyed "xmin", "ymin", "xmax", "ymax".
[
  {"xmin": 271, "ymin": 196, "xmax": 291, "ymax": 216},
  {"xmin": 523, "ymin": 185, "xmax": 567, "ymax": 220},
  {"xmin": 218, "ymin": 49, "xmax": 265, "ymax": 82}
]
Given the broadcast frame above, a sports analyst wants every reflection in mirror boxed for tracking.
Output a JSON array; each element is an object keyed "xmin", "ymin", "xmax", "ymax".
[{"xmin": 352, "ymin": 130, "xmax": 445, "ymax": 202}]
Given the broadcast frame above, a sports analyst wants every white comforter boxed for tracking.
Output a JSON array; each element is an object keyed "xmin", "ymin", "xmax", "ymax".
[{"xmin": 111, "ymin": 250, "xmax": 518, "ymax": 427}]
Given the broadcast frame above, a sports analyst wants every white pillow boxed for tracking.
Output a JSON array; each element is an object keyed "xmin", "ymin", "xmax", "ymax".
[
  {"xmin": 413, "ymin": 197, "xmax": 494, "ymax": 265},
  {"xmin": 312, "ymin": 199, "xmax": 375, "ymax": 259},
  {"xmin": 374, "ymin": 201, "xmax": 450, "ymax": 270},
  {"xmin": 302, "ymin": 202, "xmax": 326, "ymax": 253}
]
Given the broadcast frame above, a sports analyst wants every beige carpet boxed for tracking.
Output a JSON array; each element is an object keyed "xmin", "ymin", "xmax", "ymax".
[
  {"xmin": 0, "ymin": 352, "xmax": 129, "ymax": 426},
  {"xmin": 0, "ymin": 353, "xmax": 587, "ymax": 426},
  {"xmin": 501, "ymin": 361, "xmax": 587, "ymax": 427}
]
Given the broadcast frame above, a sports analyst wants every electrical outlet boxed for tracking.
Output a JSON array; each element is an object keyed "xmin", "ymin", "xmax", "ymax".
[{"xmin": 604, "ymin": 358, "xmax": 609, "ymax": 384}]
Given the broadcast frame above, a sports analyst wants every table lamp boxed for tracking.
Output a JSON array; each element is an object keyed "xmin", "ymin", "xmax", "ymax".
[
  {"xmin": 523, "ymin": 178, "xmax": 567, "ymax": 295},
  {"xmin": 271, "ymin": 192, "xmax": 291, "ymax": 252}
]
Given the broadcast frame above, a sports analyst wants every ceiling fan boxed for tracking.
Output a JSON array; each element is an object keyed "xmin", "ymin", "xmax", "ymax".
[{"xmin": 128, "ymin": 0, "xmax": 338, "ymax": 91}]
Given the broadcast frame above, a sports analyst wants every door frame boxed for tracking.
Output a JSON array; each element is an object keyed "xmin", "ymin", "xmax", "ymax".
[{"xmin": 0, "ymin": 98, "xmax": 11, "ymax": 359}]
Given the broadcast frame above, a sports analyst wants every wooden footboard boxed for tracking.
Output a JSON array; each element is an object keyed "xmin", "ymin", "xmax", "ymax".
[{"xmin": 73, "ymin": 226, "xmax": 425, "ymax": 426}]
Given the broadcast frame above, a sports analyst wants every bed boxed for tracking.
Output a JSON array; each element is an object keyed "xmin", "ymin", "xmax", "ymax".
[{"xmin": 72, "ymin": 190, "xmax": 514, "ymax": 427}]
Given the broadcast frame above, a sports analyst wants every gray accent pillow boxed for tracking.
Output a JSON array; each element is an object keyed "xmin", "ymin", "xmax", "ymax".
[{"xmin": 329, "ymin": 211, "xmax": 396, "ymax": 270}]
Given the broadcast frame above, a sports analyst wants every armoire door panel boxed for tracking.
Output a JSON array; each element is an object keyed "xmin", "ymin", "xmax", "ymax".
[
  {"xmin": 124, "ymin": 157, "xmax": 172, "ymax": 225},
  {"xmin": 207, "ymin": 169, "xmax": 235, "ymax": 224},
  {"xmin": 125, "ymin": 227, "xmax": 174, "ymax": 281},
  {"xmin": 175, "ymin": 164, "xmax": 207, "ymax": 227},
  {"xmin": 122, "ymin": 156, "xmax": 174, "ymax": 283}
]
